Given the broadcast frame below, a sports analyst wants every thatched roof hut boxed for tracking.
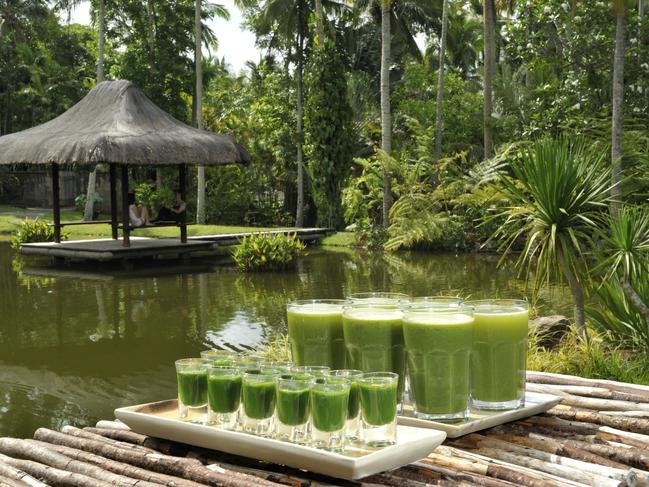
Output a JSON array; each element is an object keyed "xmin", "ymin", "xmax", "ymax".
[
  {"xmin": 0, "ymin": 80, "xmax": 250, "ymax": 166},
  {"xmin": 0, "ymin": 80, "xmax": 250, "ymax": 247}
]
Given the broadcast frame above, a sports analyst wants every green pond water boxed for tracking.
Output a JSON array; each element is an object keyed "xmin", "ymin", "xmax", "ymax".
[{"xmin": 0, "ymin": 242, "xmax": 571, "ymax": 438}]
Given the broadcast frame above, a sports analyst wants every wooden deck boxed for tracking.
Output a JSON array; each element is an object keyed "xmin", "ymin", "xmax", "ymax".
[
  {"xmin": 20, "ymin": 237, "xmax": 216, "ymax": 261},
  {"xmin": 18, "ymin": 228, "xmax": 334, "ymax": 262},
  {"xmin": 1, "ymin": 372, "xmax": 648, "ymax": 486}
]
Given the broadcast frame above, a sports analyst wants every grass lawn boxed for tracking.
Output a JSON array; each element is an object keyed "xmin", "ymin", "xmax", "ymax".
[
  {"xmin": 320, "ymin": 231, "xmax": 355, "ymax": 247},
  {"xmin": 0, "ymin": 205, "xmax": 284, "ymax": 242}
]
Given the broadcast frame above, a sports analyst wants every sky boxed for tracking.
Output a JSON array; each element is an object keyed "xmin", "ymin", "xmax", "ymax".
[{"xmin": 66, "ymin": 0, "xmax": 261, "ymax": 74}]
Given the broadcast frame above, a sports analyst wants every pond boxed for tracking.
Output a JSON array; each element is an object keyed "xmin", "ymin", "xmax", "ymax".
[{"xmin": 0, "ymin": 242, "xmax": 571, "ymax": 438}]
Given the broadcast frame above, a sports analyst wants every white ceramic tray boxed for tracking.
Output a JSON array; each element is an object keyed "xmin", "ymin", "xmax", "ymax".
[
  {"xmin": 115, "ymin": 399, "xmax": 446, "ymax": 480},
  {"xmin": 398, "ymin": 390, "xmax": 561, "ymax": 438}
]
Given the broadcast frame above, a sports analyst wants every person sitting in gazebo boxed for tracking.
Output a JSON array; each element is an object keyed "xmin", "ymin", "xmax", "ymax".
[
  {"xmin": 151, "ymin": 189, "xmax": 186, "ymax": 224},
  {"xmin": 128, "ymin": 191, "xmax": 152, "ymax": 227}
]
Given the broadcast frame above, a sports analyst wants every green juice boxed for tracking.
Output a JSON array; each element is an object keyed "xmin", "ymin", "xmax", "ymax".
[
  {"xmin": 471, "ymin": 306, "xmax": 528, "ymax": 404},
  {"xmin": 177, "ymin": 369, "xmax": 208, "ymax": 407},
  {"xmin": 287, "ymin": 304, "xmax": 346, "ymax": 369},
  {"xmin": 347, "ymin": 382, "xmax": 360, "ymax": 418},
  {"xmin": 403, "ymin": 313, "xmax": 474, "ymax": 415},
  {"xmin": 276, "ymin": 385, "xmax": 311, "ymax": 426},
  {"xmin": 359, "ymin": 380, "xmax": 397, "ymax": 426},
  {"xmin": 311, "ymin": 386, "xmax": 349, "ymax": 432},
  {"xmin": 242, "ymin": 378, "xmax": 276, "ymax": 419},
  {"xmin": 207, "ymin": 375, "xmax": 242, "ymax": 413},
  {"xmin": 342, "ymin": 309, "xmax": 405, "ymax": 395}
]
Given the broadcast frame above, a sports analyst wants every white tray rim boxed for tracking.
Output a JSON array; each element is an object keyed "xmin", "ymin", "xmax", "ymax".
[
  {"xmin": 398, "ymin": 390, "xmax": 562, "ymax": 438},
  {"xmin": 115, "ymin": 400, "xmax": 447, "ymax": 480}
]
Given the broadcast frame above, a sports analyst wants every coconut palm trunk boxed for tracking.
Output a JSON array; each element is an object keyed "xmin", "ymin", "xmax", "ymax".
[
  {"xmin": 611, "ymin": 2, "xmax": 626, "ymax": 213},
  {"xmin": 314, "ymin": 0, "xmax": 325, "ymax": 39},
  {"xmin": 295, "ymin": 2, "xmax": 306, "ymax": 228},
  {"xmin": 482, "ymin": 0, "xmax": 496, "ymax": 159},
  {"xmin": 83, "ymin": 0, "xmax": 105, "ymax": 222},
  {"xmin": 434, "ymin": 0, "xmax": 450, "ymax": 163},
  {"xmin": 195, "ymin": 0, "xmax": 206, "ymax": 224},
  {"xmin": 380, "ymin": 0, "xmax": 392, "ymax": 228}
]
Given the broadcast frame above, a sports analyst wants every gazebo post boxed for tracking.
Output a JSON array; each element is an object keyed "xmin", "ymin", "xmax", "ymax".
[
  {"xmin": 109, "ymin": 163, "xmax": 118, "ymax": 239},
  {"xmin": 178, "ymin": 163, "xmax": 187, "ymax": 243},
  {"xmin": 120, "ymin": 165, "xmax": 130, "ymax": 247},
  {"xmin": 51, "ymin": 163, "xmax": 61, "ymax": 243}
]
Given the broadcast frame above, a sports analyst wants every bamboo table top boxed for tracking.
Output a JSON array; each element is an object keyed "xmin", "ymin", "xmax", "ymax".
[{"xmin": 1, "ymin": 371, "xmax": 649, "ymax": 487}]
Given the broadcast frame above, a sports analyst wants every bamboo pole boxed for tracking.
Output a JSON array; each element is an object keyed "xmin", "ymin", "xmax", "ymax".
[
  {"xmin": 0, "ymin": 476, "xmax": 32, "ymax": 487},
  {"xmin": 0, "ymin": 461, "xmax": 47, "ymax": 487},
  {"xmin": 0, "ymin": 438, "xmax": 165, "ymax": 487},
  {"xmin": 451, "ymin": 434, "xmax": 635, "ymax": 485},
  {"xmin": 526, "ymin": 383, "xmax": 649, "ymax": 403},
  {"xmin": 546, "ymin": 407, "xmax": 649, "ymax": 434},
  {"xmin": 526, "ymin": 372, "xmax": 649, "ymax": 398},
  {"xmin": 0, "ymin": 452, "xmax": 113, "ymax": 487},
  {"xmin": 32, "ymin": 429, "xmax": 279, "ymax": 487},
  {"xmin": 96, "ymin": 421, "xmax": 130, "ymax": 431},
  {"xmin": 412, "ymin": 460, "xmax": 518, "ymax": 487},
  {"xmin": 61, "ymin": 427, "xmax": 157, "ymax": 455},
  {"xmin": 27, "ymin": 440, "xmax": 203, "ymax": 487}
]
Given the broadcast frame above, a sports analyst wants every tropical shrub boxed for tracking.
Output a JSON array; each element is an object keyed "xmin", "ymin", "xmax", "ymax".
[
  {"xmin": 74, "ymin": 193, "xmax": 103, "ymax": 218},
  {"xmin": 11, "ymin": 217, "xmax": 64, "ymax": 248},
  {"xmin": 491, "ymin": 137, "xmax": 613, "ymax": 331},
  {"xmin": 134, "ymin": 182, "xmax": 159, "ymax": 209},
  {"xmin": 232, "ymin": 233, "xmax": 305, "ymax": 272}
]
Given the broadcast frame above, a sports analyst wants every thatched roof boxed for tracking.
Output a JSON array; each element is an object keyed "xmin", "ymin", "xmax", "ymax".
[{"xmin": 0, "ymin": 80, "xmax": 250, "ymax": 166}]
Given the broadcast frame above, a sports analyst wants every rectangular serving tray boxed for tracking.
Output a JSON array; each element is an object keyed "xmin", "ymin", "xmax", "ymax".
[
  {"xmin": 115, "ymin": 399, "xmax": 447, "ymax": 481},
  {"xmin": 398, "ymin": 390, "xmax": 561, "ymax": 438}
]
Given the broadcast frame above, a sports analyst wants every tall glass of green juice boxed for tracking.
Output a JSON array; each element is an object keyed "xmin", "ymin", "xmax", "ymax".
[
  {"xmin": 342, "ymin": 293, "xmax": 410, "ymax": 401},
  {"xmin": 275, "ymin": 373, "xmax": 315, "ymax": 444},
  {"xmin": 241, "ymin": 368, "xmax": 280, "ymax": 437},
  {"xmin": 467, "ymin": 299, "xmax": 529, "ymax": 410},
  {"xmin": 287, "ymin": 300, "xmax": 346, "ymax": 369},
  {"xmin": 207, "ymin": 365, "xmax": 242, "ymax": 429},
  {"xmin": 403, "ymin": 303, "xmax": 474, "ymax": 422},
  {"xmin": 175, "ymin": 358, "xmax": 208, "ymax": 423}
]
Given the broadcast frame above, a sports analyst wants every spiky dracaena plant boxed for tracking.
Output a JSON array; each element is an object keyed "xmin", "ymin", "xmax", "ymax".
[{"xmin": 492, "ymin": 137, "xmax": 614, "ymax": 333}]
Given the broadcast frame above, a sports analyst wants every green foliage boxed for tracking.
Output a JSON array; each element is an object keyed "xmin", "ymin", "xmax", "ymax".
[
  {"xmin": 11, "ymin": 217, "xmax": 64, "ymax": 248},
  {"xmin": 492, "ymin": 137, "xmax": 613, "ymax": 291},
  {"xmin": 304, "ymin": 37, "xmax": 353, "ymax": 229},
  {"xmin": 134, "ymin": 182, "xmax": 159, "ymax": 209},
  {"xmin": 528, "ymin": 326, "xmax": 649, "ymax": 385},
  {"xmin": 232, "ymin": 233, "xmax": 305, "ymax": 272},
  {"xmin": 74, "ymin": 192, "xmax": 103, "ymax": 217}
]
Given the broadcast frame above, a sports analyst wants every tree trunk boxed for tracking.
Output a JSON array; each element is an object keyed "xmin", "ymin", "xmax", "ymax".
[
  {"xmin": 295, "ymin": 7, "xmax": 305, "ymax": 228},
  {"xmin": 619, "ymin": 277, "xmax": 649, "ymax": 338},
  {"xmin": 380, "ymin": 0, "xmax": 393, "ymax": 228},
  {"xmin": 611, "ymin": 5, "xmax": 626, "ymax": 213},
  {"xmin": 146, "ymin": 0, "xmax": 156, "ymax": 73},
  {"xmin": 195, "ymin": 0, "xmax": 206, "ymax": 224},
  {"xmin": 482, "ymin": 0, "xmax": 496, "ymax": 159},
  {"xmin": 83, "ymin": 0, "xmax": 106, "ymax": 222},
  {"xmin": 557, "ymin": 247, "xmax": 585, "ymax": 335},
  {"xmin": 434, "ymin": 0, "xmax": 450, "ymax": 163},
  {"xmin": 314, "ymin": 0, "xmax": 325, "ymax": 40}
]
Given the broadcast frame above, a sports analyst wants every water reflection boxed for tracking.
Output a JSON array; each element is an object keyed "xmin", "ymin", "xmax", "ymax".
[{"xmin": 0, "ymin": 243, "xmax": 570, "ymax": 437}]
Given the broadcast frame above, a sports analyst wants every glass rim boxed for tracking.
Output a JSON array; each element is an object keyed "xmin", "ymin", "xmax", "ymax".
[
  {"xmin": 242, "ymin": 367, "xmax": 281, "ymax": 377},
  {"xmin": 465, "ymin": 298, "xmax": 529, "ymax": 310},
  {"xmin": 277, "ymin": 372, "xmax": 315, "ymax": 382},
  {"xmin": 207, "ymin": 365, "xmax": 241, "ymax": 373},
  {"xmin": 311, "ymin": 376, "xmax": 351, "ymax": 388},
  {"xmin": 358, "ymin": 371, "xmax": 399, "ymax": 382},
  {"xmin": 327, "ymin": 369, "xmax": 363, "ymax": 377},
  {"xmin": 345, "ymin": 292, "xmax": 411, "ymax": 302},
  {"xmin": 287, "ymin": 299, "xmax": 346, "ymax": 306},
  {"xmin": 410, "ymin": 296, "xmax": 464, "ymax": 303},
  {"xmin": 200, "ymin": 349, "xmax": 240, "ymax": 356},
  {"xmin": 175, "ymin": 358, "xmax": 205, "ymax": 367},
  {"xmin": 402, "ymin": 303, "xmax": 475, "ymax": 314}
]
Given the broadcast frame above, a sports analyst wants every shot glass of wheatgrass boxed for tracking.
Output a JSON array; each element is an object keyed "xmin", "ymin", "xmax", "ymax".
[
  {"xmin": 291, "ymin": 365, "xmax": 331, "ymax": 377},
  {"xmin": 358, "ymin": 372, "xmax": 399, "ymax": 448},
  {"xmin": 175, "ymin": 358, "xmax": 208, "ymax": 423},
  {"xmin": 328, "ymin": 369, "xmax": 363, "ymax": 443},
  {"xmin": 207, "ymin": 365, "xmax": 242, "ymax": 429},
  {"xmin": 310, "ymin": 376, "xmax": 351, "ymax": 451},
  {"xmin": 200, "ymin": 349, "xmax": 240, "ymax": 366},
  {"xmin": 275, "ymin": 373, "xmax": 315, "ymax": 444},
  {"xmin": 241, "ymin": 367, "xmax": 280, "ymax": 437}
]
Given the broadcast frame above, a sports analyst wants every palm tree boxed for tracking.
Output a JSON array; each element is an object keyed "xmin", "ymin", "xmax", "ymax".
[
  {"xmin": 611, "ymin": 0, "xmax": 627, "ymax": 212},
  {"xmin": 493, "ymin": 138, "xmax": 614, "ymax": 332},
  {"xmin": 380, "ymin": 0, "xmax": 392, "ymax": 227},
  {"xmin": 83, "ymin": 0, "xmax": 105, "ymax": 221},
  {"xmin": 195, "ymin": 0, "xmax": 206, "ymax": 224},
  {"xmin": 482, "ymin": 0, "xmax": 495, "ymax": 159},
  {"xmin": 433, "ymin": 0, "xmax": 450, "ymax": 163}
]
